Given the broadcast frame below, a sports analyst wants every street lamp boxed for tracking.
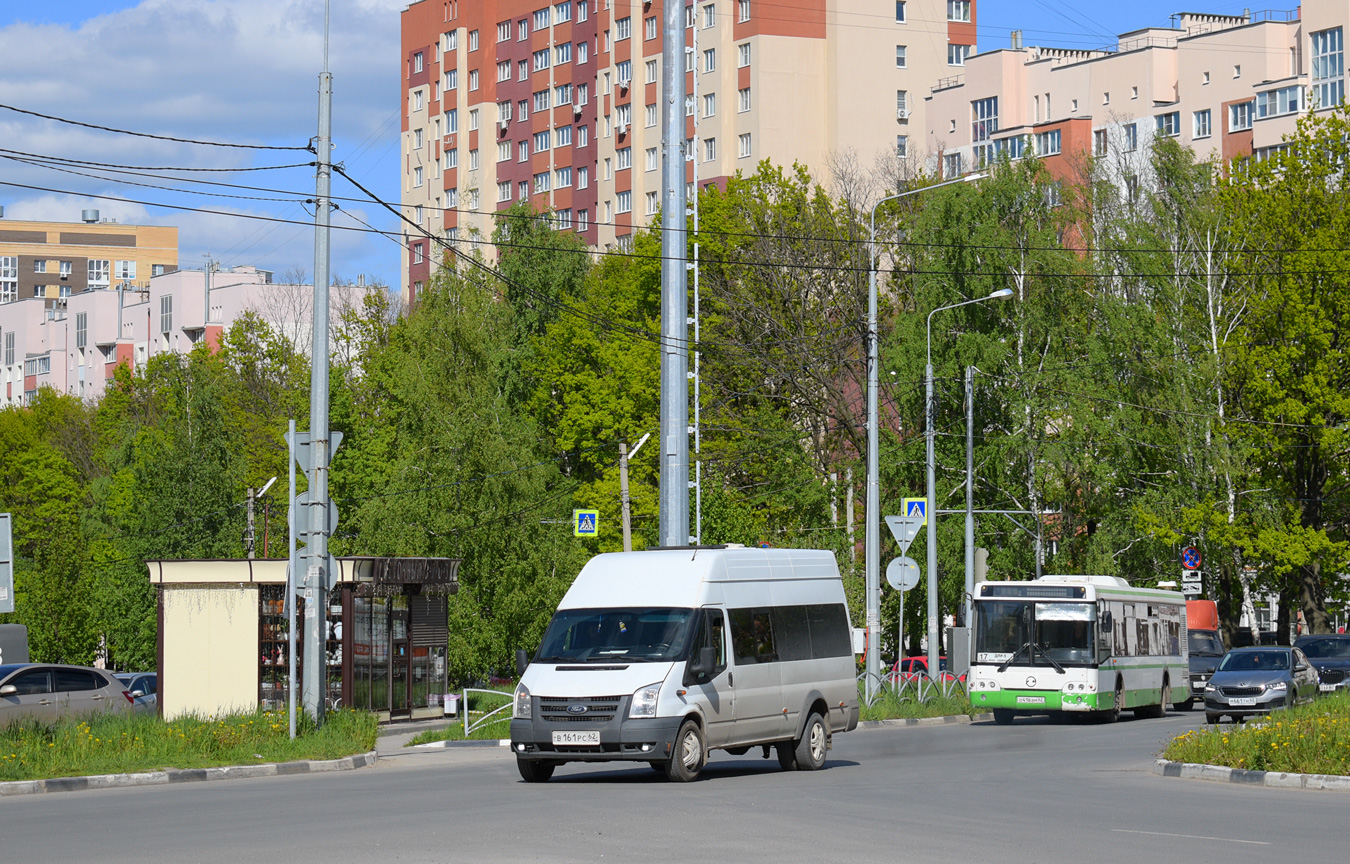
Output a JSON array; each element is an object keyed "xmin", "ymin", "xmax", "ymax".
[
  {"xmin": 925, "ymin": 287, "xmax": 1012, "ymax": 680},
  {"xmin": 863, "ymin": 173, "xmax": 984, "ymax": 703}
]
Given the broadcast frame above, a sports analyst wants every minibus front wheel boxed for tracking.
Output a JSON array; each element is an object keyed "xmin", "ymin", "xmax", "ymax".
[{"xmin": 664, "ymin": 718, "xmax": 706, "ymax": 782}]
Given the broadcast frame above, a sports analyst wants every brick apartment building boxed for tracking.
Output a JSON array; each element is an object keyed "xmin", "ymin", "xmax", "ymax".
[
  {"xmin": 400, "ymin": 0, "xmax": 981, "ymax": 303},
  {"xmin": 925, "ymin": 4, "xmax": 1346, "ymax": 185}
]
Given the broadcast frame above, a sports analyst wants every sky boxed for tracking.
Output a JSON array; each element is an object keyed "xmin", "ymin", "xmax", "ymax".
[{"xmin": 0, "ymin": 0, "xmax": 1276, "ymax": 286}]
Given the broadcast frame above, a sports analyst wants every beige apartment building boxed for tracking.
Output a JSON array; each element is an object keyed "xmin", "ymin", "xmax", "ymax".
[
  {"xmin": 0, "ymin": 211, "xmax": 178, "ymax": 309},
  {"xmin": 400, "ymin": 0, "xmax": 980, "ymax": 304},
  {"xmin": 926, "ymin": 5, "xmax": 1345, "ymax": 186}
]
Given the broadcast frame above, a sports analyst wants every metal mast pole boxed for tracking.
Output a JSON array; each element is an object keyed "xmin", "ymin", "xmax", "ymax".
[
  {"xmin": 304, "ymin": 0, "xmax": 334, "ymax": 724},
  {"xmin": 864, "ymin": 210, "xmax": 882, "ymax": 704},
  {"xmin": 925, "ymin": 351, "xmax": 939, "ymax": 681},
  {"xmin": 287, "ymin": 419, "xmax": 298, "ymax": 740},
  {"xmin": 965, "ymin": 366, "xmax": 975, "ymax": 627},
  {"xmin": 658, "ymin": 0, "xmax": 689, "ymax": 547},
  {"xmin": 690, "ymin": 19, "xmax": 702, "ymax": 544}
]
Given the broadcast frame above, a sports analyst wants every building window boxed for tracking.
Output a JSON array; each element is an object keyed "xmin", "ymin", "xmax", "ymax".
[
  {"xmin": 617, "ymin": 146, "xmax": 632, "ymax": 169},
  {"xmin": 704, "ymin": 48, "xmax": 716, "ymax": 72},
  {"xmin": 533, "ymin": 8, "xmax": 550, "ymax": 30},
  {"xmin": 1312, "ymin": 28, "xmax": 1344, "ymax": 108},
  {"xmin": 617, "ymin": 190, "xmax": 632, "ymax": 213},
  {"xmin": 519, "ymin": 19, "xmax": 529, "ymax": 40},
  {"xmin": 739, "ymin": 88, "xmax": 751, "ymax": 112},
  {"xmin": 87, "ymin": 259, "xmax": 109, "ymax": 287},
  {"xmin": 896, "ymin": 1, "xmax": 906, "ymax": 23},
  {"xmin": 498, "ymin": 141, "xmax": 511, "ymax": 162},
  {"xmin": 616, "ymin": 103, "xmax": 631, "ymax": 128},
  {"xmin": 159, "ymin": 294, "xmax": 173, "ymax": 334},
  {"xmin": 1103, "ymin": 91, "xmax": 1110, "ymax": 105},
  {"xmin": 414, "ymin": 128, "xmax": 424, "ymax": 150},
  {"xmin": 578, "ymin": 166, "xmax": 589, "ymax": 189},
  {"xmin": 1193, "ymin": 109, "xmax": 1211, "ymax": 139},
  {"xmin": 534, "ymin": 90, "xmax": 551, "ymax": 113},
  {"xmin": 556, "ymin": 42, "xmax": 572, "ymax": 64},
  {"xmin": 579, "ymin": 41, "xmax": 589, "ymax": 64},
  {"xmin": 704, "ymin": 93, "xmax": 716, "ymax": 117},
  {"xmin": 896, "ymin": 89, "xmax": 909, "ymax": 119},
  {"xmin": 738, "ymin": 43, "xmax": 751, "ymax": 68},
  {"xmin": 469, "ymin": 148, "xmax": 479, "ymax": 170},
  {"xmin": 151, "ymin": 263, "xmax": 165, "ymax": 277},
  {"xmin": 556, "ymin": 208, "xmax": 573, "ymax": 229},
  {"xmin": 1155, "ymin": 111, "xmax": 1181, "ymax": 137},
  {"xmin": 555, "ymin": 166, "xmax": 573, "ymax": 187},
  {"xmin": 1230, "ymin": 101, "xmax": 1254, "ymax": 131},
  {"xmin": 1256, "ymin": 86, "xmax": 1302, "ymax": 118},
  {"xmin": 738, "ymin": 132, "xmax": 752, "ymax": 157},
  {"xmin": 34, "ymin": 260, "xmax": 46, "ymax": 274},
  {"xmin": 948, "ymin": 44, "xmax": 970, "ymax": 66},
  {"xmin": 1123, "ymin": 123, "xmax": 1138, "ymax": 152},
  {"xmin": 947, "ymin": 0, "xmax": 970, "ymax": 22},
  {"xmin": 518, "ymin": 98, "xmax": 529, "ymax": 118},
  {"xmin": 617, "ymin": 59, "xmax": 632, "ymax": 84},
  {"xmin": 534, "ymin": 172, "xmax": 551, "ymax": 194},
  {"xmin": 413, "ymin": 166, "xmax": 424, "ymax": 187},
  {"xmin": 895, "ymin": 135, "xmax": 908, "ymax": 158},
  {"xmin": 577, "ymin": 209, "xmax": 588, "ymax": 231},
  {"xmin": 556, "ymin": 125, "xmax": 573, "ymax": 146},
  {"xmin": 578, "ymin": 1, "xmax": 588, "ymax": 22},
  {"xmin": 703, "ymin": 137, "xmax": 716, "ymax": 161},
  {"xmin": 534, "ymin": 48, "xmax": 551, "ymax": 71},
  {"xmin": 556, "ymin": 83, "xmax": 573, "ymax": 105},
  {"xmin": 470, "ymin": 108, "xmax": 480, "ymax": 130},
  {"xmin": 520, "ymin": 141, "xmax": 530, "ymax": 161},
  {"xmin": 943, "ymin": 151, "xmax": 962, "ymax": 179},
  {"xmin": 703, "ymin": 4, "xmax": 716, "ymax": 28},
  {"xmin": 498, "ymin": 181, "xmax": 513, "ymax": 202},
  {"xmin": 498, "ymin": 20, "xmax": 511, "ymax": 42},
  {"xmin": 646, "ymin": 104, "xmax": 658, "ymax": 126},
  {"xmin": 579, "ymin": 124, "xmax": 589, "ymax": 147},
  {"xmin": 616, "ymin": 16, "xmax": 631, "ymax": 39},
  {"xmin": 646, "ymin": 191, "xmax": 659, "ymax": 214},
  {"xmin": 646, "ymin": 147, "xmax": 658, "ymax": 170},
  {"xmin": 646, "ymin": 16, "xmax": 658, "ymax": 40},
  {"xmin": 1093, "ymin": 128, "xmax": 1107, "ymax": 156},
  {"xmin": 971, "ymin": 96, "xmax": 997, "ymax": 141},
  {"xmin": 413, "ymin": 52, "xmax": 424, "ymax": 74},
  {"xmin": 557, "ymin": 1, "xmax": 572, "ymax": 21},
  {"xmin": 687, "ymin": 5, "xmax": 697, "ymax": 27},
  {"xmin": 534, "ymin": 130, "xmax": 551, "ymax": 152},
  {"xmin": 115, "ymin": 260, "xmax": 137, "ymax": 281},
  {"xmin": 497, "ymin": 61, "xmax": 511, "ymax": 82},
  {"xmin": 739, "ymin": 0, "xmax": 750, "ymax": 22},
  {"xmin": 1035, "ymin": 129, "xmax": 1061, "ymax": 155}
]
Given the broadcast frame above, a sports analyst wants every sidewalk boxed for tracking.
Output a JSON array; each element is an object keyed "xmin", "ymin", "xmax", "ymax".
[{"xmin": 376, "ymin": 717, "xmax": 467, "ymax": 757}]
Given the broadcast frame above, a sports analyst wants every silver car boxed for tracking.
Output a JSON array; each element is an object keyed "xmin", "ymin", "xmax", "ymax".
[
  {"xmin": 113, "ymin": 672, "xmax": 158, "ymax": 716},
  {"xmin": 0, "ymin": 664, "xmax": 134, "ymax": 724},
  {"xmin": 1203, "ymin": 646, "xmax": 1320, "ymax": 724}
]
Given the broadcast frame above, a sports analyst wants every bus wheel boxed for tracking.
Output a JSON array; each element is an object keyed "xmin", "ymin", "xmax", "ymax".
[
  {"xmin": 1137, "ymin": 679, "xmax": 1168, "ymax": 719},
  {"xmin": 992, "ymin": 709, "xmax": 1014, "ymax": 725},
  {"xmin": 1101, "ymin": 680, "xmax": 1123, "ymax": 723}
]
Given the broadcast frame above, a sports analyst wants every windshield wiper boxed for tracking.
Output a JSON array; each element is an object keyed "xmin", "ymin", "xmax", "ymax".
[{"xmin": 996, "ymin": 641, "xmax": 1065, "ymax": 674}]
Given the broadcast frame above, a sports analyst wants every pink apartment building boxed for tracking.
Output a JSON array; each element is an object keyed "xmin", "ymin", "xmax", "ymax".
[
  {"xmin": 0, "ymin": 266, "xmax": 361, "ymax": 408},
  {"xmin": 400, "ymin": 0, "xmax": 983, "ymax": 304},
  {"xmin": 926, "ymin": 5, "xmax": 1344, "ymax": 184}
]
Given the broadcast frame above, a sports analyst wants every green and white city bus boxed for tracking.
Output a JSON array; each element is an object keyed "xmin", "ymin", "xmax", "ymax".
[{"xmin": 968, "ymin": 575, "xmax": 1189, "ymax": 724}]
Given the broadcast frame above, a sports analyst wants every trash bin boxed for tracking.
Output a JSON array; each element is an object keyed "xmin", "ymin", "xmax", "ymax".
[{"xmin": 444, "ymin": 693, "xmax": 459, "ymax": 717}]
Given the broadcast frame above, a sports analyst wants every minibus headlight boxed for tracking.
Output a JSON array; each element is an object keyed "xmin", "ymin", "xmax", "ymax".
[
  {"xmin": 629, "ymin": 682, "xmax": 662, "ymax": 718},
  {"xmin": 513, "ymin": 683, "xmax": 532, "ymax": 719}
]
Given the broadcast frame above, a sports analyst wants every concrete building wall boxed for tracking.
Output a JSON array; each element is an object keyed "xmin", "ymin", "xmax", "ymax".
[
  {"xmin": 160, "ymin": 585, "xmax": 261, "ymax": 720},
  {"xmin": 400, "ymin": 0, "xmax": 977, "ymax": 305},
  {"xmin": 0, "ymin": 216, "xmax": 178, "ymax": 307}
]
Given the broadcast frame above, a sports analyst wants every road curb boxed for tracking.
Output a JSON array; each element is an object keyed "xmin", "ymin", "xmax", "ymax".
[
  {"xmin": 411, "ymin": 738, "xmax": 513, "ymax": 749},
  {"xmin": 858, "ymin": 713, "xmax": 993, "ymax": 729},
  {"xmin": 0, "ymin": 750, "xmax": 379, "ymax": 797},
  {"xmin": 1152, "ymin": 758, "xmax": 1350, "ymax": 792}
]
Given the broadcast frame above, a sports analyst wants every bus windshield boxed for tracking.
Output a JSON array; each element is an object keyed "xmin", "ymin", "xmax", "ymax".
[
  {"xmin": 535, "ymin": 608, "xmax": 696, "ymax": 663},
  {"xmin": 976, "ymin": 601, "xmax": 1095, "ymax": 667}
]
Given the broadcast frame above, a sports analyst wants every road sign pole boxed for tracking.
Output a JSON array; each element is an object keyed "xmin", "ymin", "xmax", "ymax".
[{"xmin": 286, "ymin": 420, "xmax": 297, "ymax": 740}]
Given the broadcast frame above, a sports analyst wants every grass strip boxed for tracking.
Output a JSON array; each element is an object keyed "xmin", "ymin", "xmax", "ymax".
[
  {"xmin": 859, "ymin": 688, "xmax": 979, "ymax": 721},
  {"xmin": 1161, "ymin": 691, "xmax": 1350, "ymax": 775},
  {"xmin": 406, "ymin": 689, "xmax": 515, "ymax": 746},
  {"xmin": 0, "ymin": 709, "xmax": 378, "ymax": 782}
]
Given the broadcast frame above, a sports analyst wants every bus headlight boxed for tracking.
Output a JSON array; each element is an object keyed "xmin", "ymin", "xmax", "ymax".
[
  {"xmin": 629, "ymin": 682, "xmax": 662, "ymax": 718},
  {"xmin": 513, "ymin": 683, "xmax": 532, "ymax": 719}
]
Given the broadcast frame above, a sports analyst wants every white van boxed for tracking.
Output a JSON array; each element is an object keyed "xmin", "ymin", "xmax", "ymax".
[{"xmin": 509, "ymin": 546, "xmax": 860, "ymax": 782}]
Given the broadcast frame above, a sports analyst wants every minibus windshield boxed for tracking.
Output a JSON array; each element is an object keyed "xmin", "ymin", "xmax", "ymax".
[{"xmin": 535, "ymin": 608, "xmax": 696, "ymax": 663}]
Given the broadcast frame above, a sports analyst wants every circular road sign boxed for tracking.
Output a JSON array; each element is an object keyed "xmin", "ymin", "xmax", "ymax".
[
  {"xmin": 1181, "ymin": 546, "xmax": 1202, "ymax": 569},
  {"xmin": 886, "ymin": 556, "xmax": 921, "ymax": 592}
]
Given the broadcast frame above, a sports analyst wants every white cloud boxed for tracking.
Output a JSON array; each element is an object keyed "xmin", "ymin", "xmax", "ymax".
[{"xmin": 0, "ymin": 0, "xmax": 405, "ymax": 283}]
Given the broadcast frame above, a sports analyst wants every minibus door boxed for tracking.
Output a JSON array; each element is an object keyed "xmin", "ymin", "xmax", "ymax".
[{"xmin": 689, "ymin": 607, "xmax": 734, "ymax": 747}]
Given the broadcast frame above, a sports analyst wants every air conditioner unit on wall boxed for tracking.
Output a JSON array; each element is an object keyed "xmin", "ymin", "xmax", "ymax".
[
  {"xmin": 498, "ymin": 118, "xmax": 509, "ymax": 133},
  {"xmin": 897, "ymin": 109, "xmax": 910, "ymax": 121},
  {"xmin": 617, "ymin": 123, "xmax": 628, "ymax": 136}
]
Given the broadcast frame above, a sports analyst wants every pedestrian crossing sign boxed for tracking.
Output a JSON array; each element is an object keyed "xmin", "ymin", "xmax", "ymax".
[
  {"xmin": 573, "ymin": 509, "xmax": 600, "ymax": 537},
  {"xmin": 902, "ymin": 497, "xmax": 927, "ymax": 525}
]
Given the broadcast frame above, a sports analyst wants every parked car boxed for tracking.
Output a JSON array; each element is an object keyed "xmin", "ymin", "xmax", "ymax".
[
  {"xmin": 1293, "ymin": 634, "xmax": 1350, "ymax": 693},
  {"xmin": 113, "ymin": 672, "xmax": 157, "ymax": 715},
  {"xmin": 0, "ymin": 664, "xmax": 134, "ymax": 724},
  {"xmin": 1203, "ymin": 646, "xmax": 1320, "ymax": 725}
]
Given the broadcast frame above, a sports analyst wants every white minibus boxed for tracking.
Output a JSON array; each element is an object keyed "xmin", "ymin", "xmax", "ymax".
[{"xmin": 509, "ymin": 546, "xmax": 860, "ymax": 782}]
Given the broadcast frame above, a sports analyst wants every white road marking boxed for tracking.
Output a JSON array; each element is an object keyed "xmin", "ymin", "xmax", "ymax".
[{"xmin": 1110, "ymin": 829, "xmax": 1269, "ymax": 846}]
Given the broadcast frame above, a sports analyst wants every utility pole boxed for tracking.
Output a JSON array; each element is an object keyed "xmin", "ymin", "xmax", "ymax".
[
  {"xmin": 304, "ymin": 0, "xmax": 334, "ymax": 724},
  {"xmin": 658, "ymin": 0, "xmax": 689, "ymax": 548},
  {"xmin": 619, "ymin": 432, "xmax": 651, "ymax": 553},
  {"xmin": 246, "ymin": 487, "xmax": 256, "ymax": 559},
  {"xmin": 965, "ymin": 365, "xmax": 975, "ymax": 627}
]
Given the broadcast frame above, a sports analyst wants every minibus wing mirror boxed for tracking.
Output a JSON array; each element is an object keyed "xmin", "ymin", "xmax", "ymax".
[
  {"xmin": 515, "ymin": 648, "xmax": 529, "ymax": 677},
  {"xmin": 687, "ymin": 646, "xmax": 716, "ymax": 680}
]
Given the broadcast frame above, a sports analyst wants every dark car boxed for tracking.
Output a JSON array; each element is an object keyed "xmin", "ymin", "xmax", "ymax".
[
  {"xmin": 1182, "ymin": 629, "xmax": 1225, "ymax": 709},
  {"xmin": 1293, "ymin": 634, "xmax": 1350, "ymax": 693},
  {"xmin": 0, "ymin": 664, "xmax": 134, "ymax": 724},
  {"xmin": 1204, "ymin": 646, "xmax": 1320, "ymax": 724},
  {"xmin": 113, "ymin": 672, "xmax": 157, "ymax": 715}
]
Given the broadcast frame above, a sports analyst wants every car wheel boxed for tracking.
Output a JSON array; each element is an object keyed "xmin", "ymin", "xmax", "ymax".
[
  {"xmin": 648, "ymin": 761, "xmax": 665, "ymax": 772},
  {"xmin": 792, "ymin": 712, "xmax": 828, "ymax": 771},
  {"xmin": 664, "ymin": 719, "xmax": 705, "ymax": 782},
  {"xmin": 992, "ymin": 709, "xmax": 1014, "ymax": 725},
  {"xmin": 516, "ymin": 758, "xmax": 555, "ymax": 783},
  {"xmin": 1205, "ymin": 713, "xmax": 1220, "ymax": 725}
]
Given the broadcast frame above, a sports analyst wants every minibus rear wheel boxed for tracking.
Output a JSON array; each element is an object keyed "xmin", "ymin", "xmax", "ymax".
[{"xmin": 792, "ymin": 711, "xmax": 828, "ymax": 771}]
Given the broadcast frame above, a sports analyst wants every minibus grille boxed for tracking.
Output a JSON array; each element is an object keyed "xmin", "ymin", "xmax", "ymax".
[{"xmin": 539, "ymin": 695, "xmax": 624, "ymax": 723}]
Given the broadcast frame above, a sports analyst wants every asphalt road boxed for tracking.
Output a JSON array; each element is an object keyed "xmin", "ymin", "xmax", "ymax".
[{"xmin": 3, "ymin": 708, "xmax": 1343, "ymax": 863}]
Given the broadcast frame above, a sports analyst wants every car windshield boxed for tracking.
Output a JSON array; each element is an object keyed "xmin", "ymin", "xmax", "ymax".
[
  {"xmin": 1188, "ymin": 632, "xmax": 1224, "ymax": 656},
  {"xmin": 1219, "ymin": 650, "xmax": 1289, "ymax": 671},
  {"xmin": 975, "ymin": 601, "xmax": 1095, "ymax": 666},
  {"xmin": 535, "ymin": 608, "xmax": 696, "ymax": 663},
  {"xmin": 1298, "ymin": 639, "xmax": 1350, "ymax": 659}
]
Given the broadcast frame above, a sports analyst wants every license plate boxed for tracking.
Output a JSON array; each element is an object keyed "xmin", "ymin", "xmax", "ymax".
[
  {"xmin": 1228, "ymin": 697, "xmax": 1257, "ymax": 707},
  {"xmin": 1016, "ymin": 696, "xmax": 1045, "ymax": 705},
  {"xmin": 1192, "ymin": 681, "xmax": 1206, "ymax": 690},
  {"xmin": 1320, "ymin": 684, "xmax": 1338, "ymax": 692},
  {"xmin": 552, "ymin": 730, "xmax": 599, "ymax": 746}
]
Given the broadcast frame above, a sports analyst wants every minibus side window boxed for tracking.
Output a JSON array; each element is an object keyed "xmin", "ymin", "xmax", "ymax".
[
  {"xmin": 772, "ymin": 605, "xmax": 810, "ymax": 662},
  {"xmin": 730, "ymin": 608, "xmax": 777, "ymax": 664},
  {"xmin": 688, "ymin": 609, "xmax": 728, "ymax": 677}
]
